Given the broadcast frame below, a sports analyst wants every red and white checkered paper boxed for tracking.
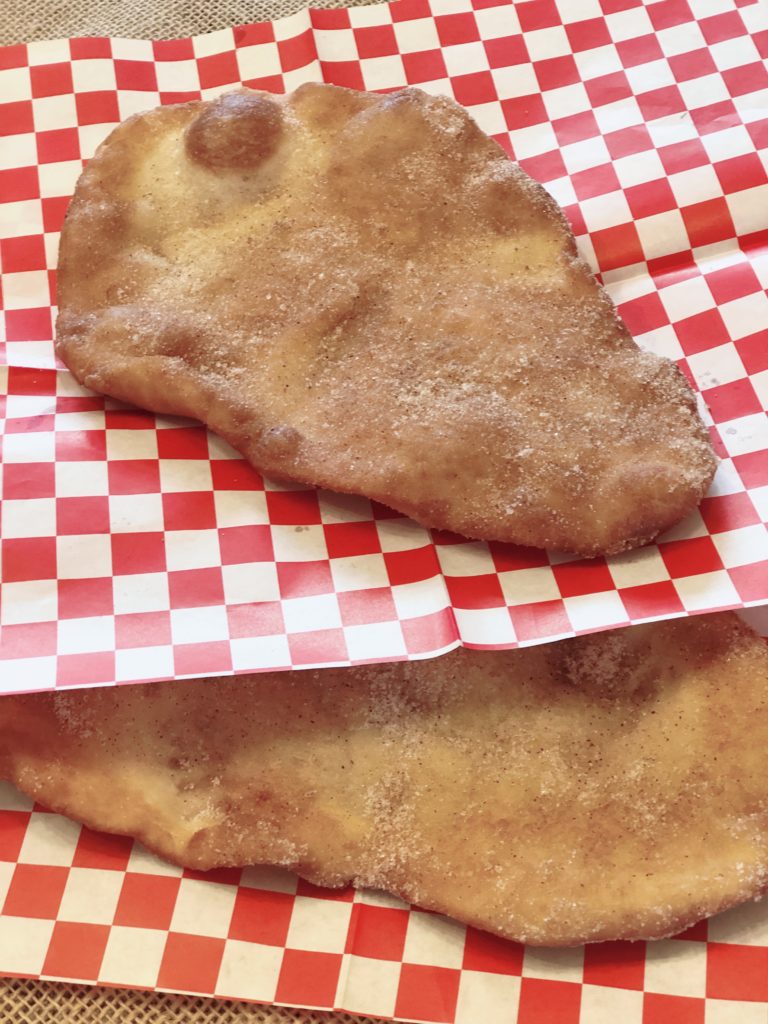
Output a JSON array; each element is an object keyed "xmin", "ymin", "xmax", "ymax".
[
  {"xmin": 1, "ymin": 0, "xmax": 768, "ymax": 693},
  {"xmin": 1, "ymin": 607, "xmax": 767, "ymax": 1022}
]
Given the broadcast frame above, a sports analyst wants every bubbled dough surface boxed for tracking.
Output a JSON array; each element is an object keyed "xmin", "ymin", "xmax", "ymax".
[
  {"xmin": 2, "ymin": 613, "xmax": 767, "ymax": 946},
  {"xmin": 56, "ymin": 83, "xmax": 715, "ymax": 555}
]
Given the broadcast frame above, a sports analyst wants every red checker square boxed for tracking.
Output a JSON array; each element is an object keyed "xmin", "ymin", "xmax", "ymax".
[
  {"xmin": 658, "ymin": 138, "xmax": 709, "ymax": 176},
  {"xmin": 756, "ymin": 25, "xmax": 768, "ymax": 56},
  {"xmin": 583, "ymin": 940, "xmax": 645, "ymax": 989},
  {"xmin": 36, "ymin": 127, "xmax": 81, "ymax": 164},
  {"xmin": 660, "ymin": 536, "xmax": 724, "ymax": 578},
  {"xmin": 518, "ymin": 978, "xmax": 581, "ymax": 1024},
  {"xmin": 729, "ymin": 562, "xmax": 768, "ymax": 602},
  {"xmin": 196, "ymin": 51, "xmax": 239, "ymax": 89},
  {"xmin": 520, "ymin": 149, "xmax": 567, "ymax": 184},
  {"xmin": 502, "ymin": 93, "xmax": 548, "ymax": 130},
  {"xmin": 57, "ymin": 496, "xmax": 110, "ymax": 535},
  {"xmin": 7, "ymin": 413, "xmax": 55, "ymax": 434},
  {"xmin": 72, "ymin": 827, "xmax": 132, "ymax": 870},
  {"xmin": 491, "ymin": 543, "xmax": 550, "ymax": 572},
  {"xmin": 585, "ymin": 72, "xmax": 633, "ymax": 110},
  {"xmin": 3, "ymin": 463, "xmax": 55, "ymax": 499},
  {"xmin": 219, "ymin": 524, "xmax": 273, "ymax": 564},
  {"xmin": 289, "ymin": 628, "xmax": 348, "ymax": 665},
  {"xmin": 75, "ymin": 91, "xmax": 120, "ymax": 126},
  {"xmin": 603, "ymin": 0, "xmax": 646, "ymax": 9},
  {"xmin": 484, "ymin": 36, "xmax": 529, "ymax": 69},
  {"xmin": 452, "ymin": 71, "xmax": 497, "ymax": 107},
  {"xmin": 4, "ymin": 864, "xmax": 68, "ymax": 919},
  {"xmin": 58, "ymin": 578, "xmax": 113, "ymax": 619},
  {"xmin": 508, "ymin": 600, "xmax": 570, "ymax": 642},
  {"xmin": 153, "ymin": 38, "xmax": 195, "ymax": 60},
  {"xmin": 42, "ymin": 196, "xmax": 71, "ymax": 233},
  {"xmin": 0, "ymin": 99, "xmax": 33, "ymax": 137},
  {"xmin": 114, "ymin": 873, "xmax": 181, "ymax": 929},
  {"xmin": 1, "ymin": 235, "xmax": 46, "ymax": 272},
  {"xmin": 616, "ymin": 34, "xmax": 665, "ymax": 68},
  {"xmin": 690, "ymin": 99, "xmax": 738, "ymax": 137},
  {"xmin": 700, "ymin": 492, "xmax": 760, "ymax": 534},
  {"xmin": 338, "ymin": 587, "xmax": 397, "ymax": 627},
  {"xmin": 0, "ymin": 622, "xmax": 57, "ymax": 660},
  {"xmin": 277, "ymin": 29, "xmax": 316, "ymax": 73},
  {"xmin": 747, "ymin": 119, "xmax": 768, "ymax": 149},
  {"xmin": 319, "ymin": 61, "xmax": 365, "ymax": 90},
  {"xmin": 643, "ymin": 993, "xmax": 704, "ymax": 1024},
  {"xmin": 227, "ymin": 601, "xmax": 284, "ymax": 638},
  {"xmin": 157, "ymin": 933, "xmax": 225, "ymax": 994},
  {"xmin": 737, "ymin": 330, "xmax": 768, "ymax": 376},
  {"xmin": 552, "ymin": 109, "xmax": 600, "ymax": 147},
  {"xmin": 276, "ymin": 949, "xmax": 342, "ymax": 1008},
  {"xmin": 3, "ymin": 537, "xmax": 57, "ymax": 583},
  {"xmin": 462, "ymin": 926, "xmax": 524, "ymax": 974},
  {"xmin": 390, "ymin": 0, "xmax": 431, "ymax": 21},
  {"xmin": 445, "ymin": 574, "xmax": 505, "ymax": 609},
  {"xmin": 211, "ymin": 459, "xmax": 262, "ymax": 491},
  {"xmin": 669, "ymin": 48, "xmax": 717, "ymax": 83},
  {"xmin": 715, "ymin": 152, "xmax": 766, "ymax": 196},
  {"xmin": 620, "ymin": 581, "xmax": 684, "ymax": 620},
  {"xmin": 673, "ymin": 918, "xmax": 708, "ymax": 941},
  {"xmin": 517, "ymin": 0, "xmax": 560, "ymax": 31},
  {"xmin": 707, "ymin": 943, "xmax": 768, "ymax": 1000},
  {"xmin": 168, "ymin": 567, "xmax": 225, "ymax": 608},
  {"xmin": 296, "ymin": 878, "xmax": 354, "ymax": 901},
  {"xmin": 157, "ymin": 426, "xmax": 210, "ymax": 459},
  {"xmin": 0, "ymin": 811, "xmax": 30, "ymax": 862},
  {"xmin": 324, "ymin": 521, "xmax": 380, "ymax": 559},
  {"xmin": 648, "ymin": 0, "xmax": 693, "ymax": 30},
  {"xmin": 534, "ymin": 54, "xmax": 579, "ymax": 92},
  {"xmin": 385, "ymin": 545, "xmax": 441, "ymax": 585},
  {"xmin": 183, "ymin": 865, "xmax": 241, "ymax": 885},
  {"xmin": 618, "ymin": 292, "xmax": 668, "ymax": 335},
  {"xmin": 571, "ymin": 163, "xmax": 621, "ymax": 202},
  {"xmin": 5, "ymin": 307, "xmax": 53, "ymax": 342},
  {"xmin": 552, "ymin": 559, "xmax": 613, "ymax": 598},
  {"xmin": 347, "ymin": 903, "xmax": 409, "ymax": 961},
  {"xmin": 57, "ymin": 652, "xmax": 115, "ymax": 687},
  {"xmin": 112, "ymin": 532, "xmax": 166, "ymax": 575},
  {"xmin": 108, "ymin": 459, "xmax": 161, "ymax": 494},
  {"xmin": 308, "ymin": 8, "xmax": 350, "ymax": 29},
  {"xmin": 636, "ymin": 85, "xmax": 686, "ymax": 123},
  {"xmin": 228, "ymin": 885, "xmax": 294, "ymax": 946},
  {"xmin": 355, "ymin": 24, "xmax": 398, "ymax": 58},
  {"xmin": 0, "ymin": 44, "xmax": 28, "ymax": 70},
  {"xmin": 401, "ymin": 607, "xmax": 456, "ymax": 654},
  {"xmin": 238, "ymin": 76, "xmax": 282, "ymax": 96},
  {"xmin": 265, "ymin": 489, "xmax": 321, "ymax": 525},
  {"xmin": 0, "ymin": 167, "xmax": 39, "ymax": 202},
  {"xmin": 160, "ymin": 90, "xmax": 202, "ymax": 104},
  {"xmin": 395, "ymin": 963, "xmax": 461, "ymax": 1023},
  {"xmin": 700, "ymin": 10, "xmax": 749, "ymax": 45},
  {"xmin": 30, "ymin": 62, "xmax": 74, "ymax": 98},
  {"xmin": 435, "ymin": 11, "xmax": 480, "ymax": 46},
  {"xmin": 174, "ymin": 641, "xmax": 232, "ymax": 677},
  {"xmin": 591, "ymin": 222, "xmax": 644, "ymax": 273},
  {"xmin": 566, "ymin": 17, "xmax": 612, "ymax": 52},
  {"xmin": 402, "ymin": 49, "xmax": 448, "ymax": 85},
  {"xmin": 114, "ymin": 59, "xmax": 158, "ymax": 91},
  {"xmin": 56, "ymin": 430, "xmax": 107, "ymax": 461},
  {"xmin": 734, "ymin": 451, "xmax": 768, "ymax": 489},
  {"xmin": 8, "ymin": 366, "xmax": 55, "ymax": 396},
  {"xmin": 682, "ymin": 197, "xmax": 736, "ymax": 249},
  {"xmin": 703, "ymin": 378, "xmax": 762, "ymax": 422},
  {"xmin": 163, "ymin": 491, "xmax": 217, "ymax": 531},
  {"xmin": 277, "ymin": 560, "xmax": 334, "ymax": 598},
  {"xmin": 674, "ymin": 308, "xmax": 729, "ymax": 356},
  {"xmin": 116, "ymin": 611, "xmax": 172, "ymax": 648},
  {"xmin": 625, "ymin": 178, "xmax": 677, "ymax": 220},
  {"xmin": 42, "ymin": 922, "xmax": 109, "ymax": 980},
  {"xmin": 706, "ymin": 262, "xmax": 761, "ymax": 304},
  {"xmin": 70, "ymin": 38, "xmax": 112, "ymax": 58}
]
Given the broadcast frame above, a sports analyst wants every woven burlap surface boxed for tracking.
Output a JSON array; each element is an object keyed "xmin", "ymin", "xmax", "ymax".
[{"xmin": 3, "ymin": 0, "xmax": 387, "ymax": 1017}]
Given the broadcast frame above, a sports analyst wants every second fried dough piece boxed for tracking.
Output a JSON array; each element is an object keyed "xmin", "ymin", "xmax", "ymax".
[
  {"xmin": 2, "ymin": 612, "xmax": 768, "ymax": 945},
  {"xmin": 56, "ymin": 84, "xmax": 715, "ymax": 556}
]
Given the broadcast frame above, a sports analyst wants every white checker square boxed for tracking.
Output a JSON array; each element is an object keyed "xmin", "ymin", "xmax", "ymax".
[
  {"xmin": 660, "ymin": 276, "xmax": 716, "ymax": 323},
  {"xmin": 241, "ymin": 865, "xmax": 297, "ymax": 894},
  {"xmin": 579, "ymin": 191, "xmax": 633, "ymax": 232},
  {"xmin": 215, "ymin": 940, "xmax": 283, "ymax": 1002},
  {"xmin": 645, "ymin": 940, "xmax": 706, "ymax": 997},
  {"xmin": 271, "ymin": 524, "xmax": 329, "ymax": 562},
  {"xmin": 231, "ymin": 634, "xmax": 290, "ymax": 671},
  {"xmin": 127, "ymin": 844, "xmax": 184, "ymax": 877},
  {"xmin": 356, "ymin": 889, "xmax": 409, "ymax": 910},
  {"xmin": 33, "ymin": 94, "xmax": 78, "ymax": 131},
  {"xmin": 1, "ymin": 270, "xmax": 49, "ymax": 310},
  {"xmin": 313, "ymin": 28, "xmax": 355, "ymax": 62},
  {"xmin": 579, "ymin": 985, "xmax": 644, "ymax": 1024},
  {"xmin": 543, "ymin": 82, "xmax": 591, "ymax": 119},
  {"xmin": 605, "ymin": 4, "xmax": 653, "ymax": 41},
  {"xmin": 403, "ymin": 910, "xmax": 465, "ymax": 968},
  {"xmin": 709, "ymin": 457, "xmax": 747, "ymax": 497},
  {"xmin": 635, "ymin": 210, "xmax": 688, "ymax": 262},
  {"xmin": 44, "ymin": 232, "xmax": 59, "ymax": 268},
  {"xmin": 56, "ymin": 534, "xmax": 112, "ymax": 580},
  {"xmin": 574, "ymin": 43, "xmax": 623, "ymax": 82},
  {"xmin": 282, "ymin": 593, "xmax": 342, "ymax": 633},
  {"xmin": 171, "ymin": 605, "xmax": 229, "ymax": 645},
  {"xmin": 19, "ymin": 812, "xmax": 81, "ymax": 866},
  {"xmin": 657, "ymin": 22, "xmax": 706, "ymax": 57},
  {"xmin": 317, "ymin": 490, "xmax": 373, "ymax": 525},
  {"xmin": 565, "ymin": 592, "xmax": 628, "ymax": 632},
  {"xmin": 2, "ymin": 497, "xmax": 56, "ymax": 539},
  {"xmin": 191, "ymin": 26, "xmax": 236, "ymax": 55},
  {"xmin": 491, "ymin": 63, "xmax": 539, "ymax": 103},
  {"xmin": 608, "ymin": 546, "xmax": 672, "ymax": 589},
  {"xmin": 709, "ymin": 34, "xmax": 761, "ymax": 72},
  {"xmin": 222, "ymin": 561, "xmax": 280, "ymax": 604},
  {"xmin": 454, "ymin": 607, "xmax": 516, "ymax": 646},
  {"xmin": 544, "ymin": 175, "xmax": 576, "ymax": 209},
  {"xmin": 99, "ymin": 926, "xmax": 166, "ymax": 988},
  {"xmin": 0, "ymin": 657, "xmax": 57, "ymax": 694},
  {"xmin": 688, "ymin": 344, "xmax": 746, "ymax": 391},
  {"xmin": 719, "ymin": 292, "xmax": 768, "ymax": 342},
  {"xmin": 360, "ymin": 55, "xmax": 406, "ymax": 91},
  {"xmin": 58, "ymin": 867, "xmax": 123, "ymax": 925},
  {"xmin": 165, "ymin": 529, "xmax": 221, "ymax": 571},
  {"xmin": 113, "ymin": 572, "xmax": 171, "ymax": 615},
  {"xmin": 679, "ymin": 73, "xmax": 731, "ymax": 111},
  {"xmin": 236, "ymin": 43, "xmax": 282, "ymax": 80},
  {"xmin": 342, "ymin": 955, "xmax": 400, "ymax": 1018},
  {"xmin": 118, "ymin": 92, "xmax": 161, "ymax": 120},
  {"xmin": 561, "ymin": 135, "xmax": 611, "ymax": 174},
  {"xmin": 0, "ymin": 917, "xmax": 55, "ymax": 976},
  {"xmin": 38, "ymin": 160, "xmax": 82, "ymax": 198},
  {"xmin": 159, "ymin": 459, "xmax": 213, "ymax": 492},
  {"xmin": 437, "ymin": 542, "xmax": 495, "ymax": 578},
  {"xmin": 0, "ymin": 133, "xmax": 36, "ymax": 171},
  {"xmin": 0, "ymin": 65, "xmax": 31, "ymax": 99},
  {"xmin": 0, "ymin": 200, "xmax": 44, "ymax": 238},
  {"xmin": 71, "ymin": 59, "xmax": 117, "ymax": 92},
  {"xmin": 170, "ymin": 876, "xmax": 238, "ymax": 938},
  {"xmin": 703, "ymin": 125, "xmax": 756, "ymax": 164},
  {"xmin": 705, "ymin": 1001, "xmax": 768, "ymax": 1024},
  {"xmin": 286, "ymin": 895, "xmax": 352, "ymax": 954},
  {"xmin": 26, "ymin": 38, "xmax": 73, "ymax": 63},
  {"xmin": 669, "ymin": 164, "xmax": 722, "ymax": 207},
  {"xmin": 676, "ymin": 570, "xmax": 741, "ymax": 611},
  {"xmin": 455, "ymin": 971, "xmax": 521, "ymax": 1024},
  {"xmin": 524, "ymin": 25, "xmax": 570, "ymax": 60},
  {"xmin": 110, "ymin": 493, "xmax": 163, "ymax": 532},
  {"xmin": 627, "ymin": 59, "xmax": 676, "ymax": 94},
  {"xmin": 522, "ymin": 945, "xmax": 584, "ymax": 982},
  {"xmin": 727, "ymin": 185, "xmax": 768, "ymax": 237},
  {"xmin": 393, "ymin": 18, "xmax": 441, "ymax": 53},
  {"xmin": 58, "ymin": 615, "xmax": 115, "ymax": 654},
  {"xmin": 391, "ymin": 577, "xmax": 448, "ymax": 620},
  {"xmin": 56, "ymin": 460, "xmax": 109, "ymax": 497},
  {"xmin": 213, "ymin": 490, "xmax": 269, "ymax": 527},
  {"xmin": 442, "ymin": 41, "xmax": 489, "ymax": 77},
  {"xmin": 635, "ymin": 324, "xmax": 684, "ymax": 362},
  {"xmin": 106, "ymin": 428, "xmax": 159, "ymax": 460},
  {"xmin": 54, "ymin": 409, "xmax": 104, "ymax": 434},
  {"xmin": 0, "ymin": 862, "xmax": 15, "ymax": 910},
  {"xmin": 330, "ymin": 553, "xmax": 390, "ymax": 593},
  {"xmin": 751, "ymin": 368, "xmax": 768, "ymax": 410},
  {"xmin": 556, "ymin": 0, "xmax": 603, "ymax": 21},
  {"xmin": 344, "ymin": 621, "xmax": 407, "ymax": 661},
  {"xmin": 713, "ymin": 524, "xmax": 768, "ymax": 569},
  {"xmin": 282, "ymin": 65, "xmax": 323, "ymax": 93},
  {"xmin": 115, "ymin": 645, "xmax": 174, "ymax": 682},
  {"xmin": 155, "ymin": 59, "xmax": 200, "ymax": 92},
  {"xmin": 708, "ymin": 899, "xmax": 768, "ymax": 945},
  {"xmin": 1, "ymin": 580, "xmax": 58, "ymax": 625},
  {"xmin": 499, "ymin": 566, "xmax": 560, "ymax": 607},
  {"xmin": 376, "ymin": 518, "xmax": 432, "ymax": 553},
  {"xmin": 110, "ymin": 37, "xmax": 153, "ymax": 60},
  {"xmin": 648, "ymin": 117, "xmax": 700, "ymax": 150},
  {"xmin": 719, "ymin": 413, "xmax": 768, "ymax": 456}
]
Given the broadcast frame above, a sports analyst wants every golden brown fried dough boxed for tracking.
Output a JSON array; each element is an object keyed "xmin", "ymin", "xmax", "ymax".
[
  {"xmin": 56, "ymin": 84, "xmax": 715, "ymax": 556},
  {"xmin": 2, "ymin": 613, "xmax": 767, "ymax": 945}
]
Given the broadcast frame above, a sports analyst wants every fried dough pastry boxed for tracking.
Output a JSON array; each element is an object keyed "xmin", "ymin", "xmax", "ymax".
[
  {"xmin": 3, "ymin": 613, "xmax": 767, "ymax": 945},
  {"xmin": 56, "ymin": 84, "xmax": 715, "ymax": 556}
]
